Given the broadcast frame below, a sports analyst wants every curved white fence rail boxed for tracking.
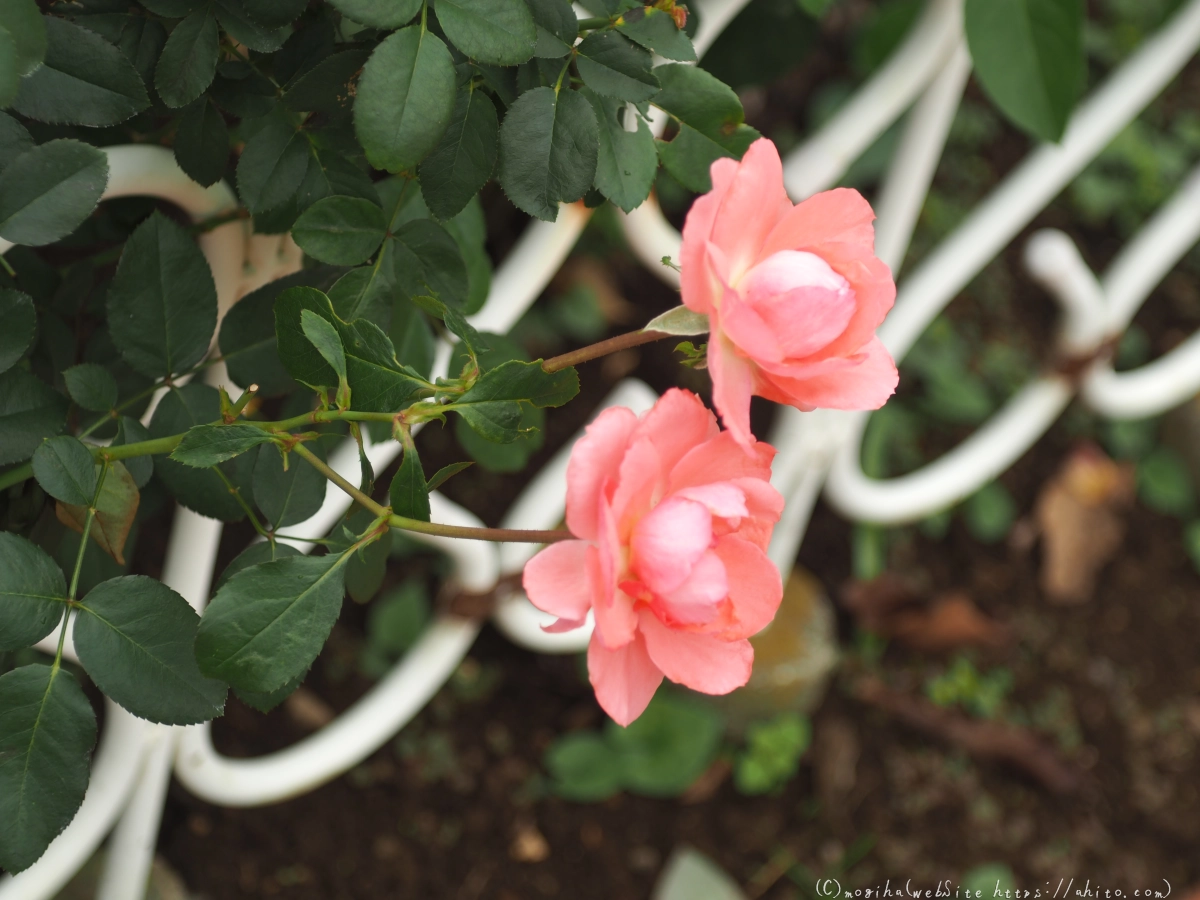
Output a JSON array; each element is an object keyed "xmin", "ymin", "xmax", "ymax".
[{"xmin": 6, "ymin": 0, "xmax": 1200, "ymax": 895}]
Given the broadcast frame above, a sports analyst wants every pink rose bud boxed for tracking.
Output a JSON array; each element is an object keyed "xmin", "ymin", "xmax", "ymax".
[
  {"xmin": 522, "ymin": 389, "xmax": 784, "ymax": 726},
  {"xmin": 681, "ymin": 137, "xmax": 899, "ymax": 447}
]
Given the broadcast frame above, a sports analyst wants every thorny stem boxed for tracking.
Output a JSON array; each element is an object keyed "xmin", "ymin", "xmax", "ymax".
[
  {"xmin": 576, "ymin": 16, "xmax": 611, "ymax": 30},
  {"xmin": 541, "ymin": 328, "xmax": 673, "ymax": 373}
]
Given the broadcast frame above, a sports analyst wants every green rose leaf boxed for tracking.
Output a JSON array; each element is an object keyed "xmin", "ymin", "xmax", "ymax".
[
  {"xmin": 454, "ymin": 359, "xmax": 578, "ymax": 443},
  {"xmin": 154, "ymin": 8, "xmax": 219, "ymax": 109},
  {"xmin": 0, "ymin": 665, "xmax": 96, "ymax": 874},
  {"xmin": 498, "ymin": 86, "xmax": 599, "ymax": 222},
  {"xmin": 74, "ymin": 575, "xmax": 227, "ymax": 725},
  {"xmin": 576, "ymin": 31, "xmax": 659, "ymax": 102},
  {"xmin": 12, "ymin": 17, "xmax": 150, "ymax": 126},
  {"xmin": 106, "ymin": 211, "xmax": 218, "ymax": 379},
  {"xmin": 31, "ymin": 435, "xmax": 97, "ymax": 506},
  {"xmin": 236, "ymin": 110, "xmax": 310, "ymax": 214},
  {"xmin": 389, "ymin": 218, "xmax": 469, "ymax": 306},
  {"xmin": 964, "ymin": 0, "xmax": 1084, "ymax": 142},
  {"xmin": 0, "ymin": 533, "xmax": 68, "ymax": 652},
  {"xmin": 585, "ymin": 88, "xmax": 657, "ymax": 212},
  {"xmin": 354, "ymin": 25, "xmax": 456, "ymax": 174},
  {"xmin": 0, "ymin": 288, "xmax": 36, "ymax": 373},
  {"xmin": 300, "ymin": 307, "xmax": 348, "ymax": 381},
  {"xmin": 219, "ymin": 268, "xmax": 339, "ymax": 397},
  {"xmin": 171, "ymin": 423, "xmax": 278, "ymax": 467},
  {"xmin": 292, "ymin": 195, "xmax": 387, "ymax": 266},
  {"xmin": 215, "ymin": 540, "xmax": 301, "ymax": 592},
  {"xmin": 0, "ymin": 112, "xmax": 35, "ymax": 174},
  {"xmin": 418, "ymin": 84, "xmax": 499, "ymax": 222},
  {"xmin": 213, "ymin": 0, "xmax": 286, "ymax": 53},
  {"xmin": 643, "ymin": 304, "xmax": 709, "ymax": 335},
  {"xmin": 328, "ymin": 264, "xmax": 393, "ymax": 327},
  {"xmin": 528, "ymin": 0, "xmax": 577, "ymax": 58},
  {"xmin": 617, "ymin": 5, "xmax": 696, "ymax": 61},
  {"xmin": 275, "ymin": 287, "xmax": 429, "ymax": 412},
  {"xmin": 545, "ymin": 733, "xmax": 624, "ymax": 801},
  {"xmin": 174, "ymin": 98, "xmax": 230, "ymax": 188},
  {"xmin": 196, "ymin": 553, "xmax": 350, "ymax": 692},
  {"xmin": 0, "ymin": 0, "xmax": 46, "ymax": 77},
  {"xmin": 0, "ymin": 139, "xmax": 108, "ymax": 246},
  {"xmin": 0, "ymin": 26, "xmax": 16, "ymax": 109},
  {"xmin": 283, "ymin": 47, "xmax": 371, "ymax": 116},
  {"xmin": 328, "ymin": 0, "xmax": 422, "ymax": 28},
  {"xmin": 442, "ymin": 197, "xmax": 492, "ymax": 315},
  {"xmin": 63, "ymin": 363, "xmax": 119, "ymax": 412},
  {"xmin": 240, "ymin": 0, "xmax": 308, "ymax": 27},
  {"xmin": 390, "ymin": 441, "xmax": 430, "ymax": 522},
  {"xmin": 253, "ymin": 443, "xmax": 327, "ymax": 528},
  {"xmin": 149, "ymin": 384, "xmax": 251, "ymax": 521},
  {"xmin": 426, "ymin": 460, "xmax": 472, "ymax": 492},
  {"xmin": 435, "ymin": 0, "xmax": 536, "ymax": 66},
  {"xmin": 0, "ymin": 369, "xmax": 68, "ymax": 466},
  {"xmin": 652, "ymin": 64, "xmax": 760, "ymax": 191}
]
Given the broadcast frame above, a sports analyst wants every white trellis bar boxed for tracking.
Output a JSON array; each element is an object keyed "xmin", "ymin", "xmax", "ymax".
[{"xmin": 6, "ymin": 0, "xmax": 1200, "ymax": 895}]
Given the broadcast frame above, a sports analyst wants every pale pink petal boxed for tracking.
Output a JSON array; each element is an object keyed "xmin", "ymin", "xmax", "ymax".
[
  {"xmin": 708, "ymin": 139, "xmax": 793, "ymax": 283},
  {"xmin": 707, "ymin": 332, "xmax": 758, "ymax": 450},
  {"xmin": 758, "ymin": 335, "xmax": 898, "ymax": 410},
  {"xmin": 741, "ymin": 251, "xmax": 857, "ymax": 359},
  {"xmin": 630, "ymin": 496, "xmax": 713, "ymax": 595},
  {"xmin": 757, "ymin": 188, "xmax": 877, "ymax": 263},
  {"xmin": 588, "ymin": 630, "xmax": 663, "ymax": 726},
  {"xmin": 726, "ymin": 477, "xmax": 784, "ymax": 550},
  {"xmin": 592, "ymin": 497, "xmax": 637, "ymax": 648},
  {"xmin": 654, "ymin": 550, "xmax": 728, "ymax": 627},
  {"xmin": 802, "ymin": 252, "xmax": 895, "ymax": 362},
  {"xmin": 565, "ymin": 406, "xmax": 638, "ymax": 541},
  {"xmin": 542, "ymin": 615, "xmax": 588, "ymax": 633},
  {"xmin": 638, "ymin": 610, "xmax": 753, "ymax": 695},
  {"xmin": 711, "ymin": 535, "xmax": 782, "ymax": 639},
  {"xmin": 637, "ymin": 387, "xmax": 720, "ymax": 475},
  {"xmin": 669, "ymin": 431, "xmax": 776, "ymax": 495},
  {"xmin": 679, "ymin": 158, "xmax": 740, "ymax": 314},
  {"xmin": 523, "ymin": 540, "xmax": 597, "ymax": 623},
  {"xmin": 674, "ymin": 482, "xmax": 748, "ymax": 520},
  {"xmin": 718, "ymin": 295, "xmax": 785, "ymax": 364},
  {"xmin": 608, "ymin": 436, "xmax": 664, "ymax": 539}
]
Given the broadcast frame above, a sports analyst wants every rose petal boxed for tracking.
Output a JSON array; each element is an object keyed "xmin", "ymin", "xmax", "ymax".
[
  {"xmin": 757, "ymin": 335, "xmax": 898, "ymax": 410},
  {"xmin": 711, "ymin": 534, "xmax": 782, "ymax": 639},
  {"xmin": 566, "ymin": 406, "xmax": 638, "ymax": 542},
  {"xmin": 674, "ymin": 482, "xmax": 749, "ymax": 521},
  {"xmin": 708, "ymin": 138, "xmax": 793, "ymax": 284},
  {"xmin": 637, "ymin": 387, "xmax": 720, "ymax": 476},
  {"xmin": 523, "ymin": 540, "xmax": 596, "ymax": 624},
  {"xmin": 638, "ymin": 610, "xmax": 753, "ymax": 695},
  {"xmin": 680, "ymin": 158, "xmax": 740, "ymax": 314},
  {"xmin": 757, "ymin": 187, "xmax": 877, "ymax": 263},
  {"xmin": 741, "ymin": 251, "xmax": 856, "ymax": 359},
  {"xmin": 707, "ymin": 332, "xmax": 758, "ymax": 450},
  {"xmin": 655, "ymin": 550, "xmax": 729, "ymax": 627},
  {"xmin": 588, "ymin": 630, "xmax": 663, "ymax": 726},
  {"xmin": 631, "ymin": 496, "xmax": 713, "ymax": 595}
]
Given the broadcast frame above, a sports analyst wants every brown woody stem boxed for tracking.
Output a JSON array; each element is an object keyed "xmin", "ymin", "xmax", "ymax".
[{"xmin": 541, "ymin": 329, "xmax": 673, "ymax": 373}]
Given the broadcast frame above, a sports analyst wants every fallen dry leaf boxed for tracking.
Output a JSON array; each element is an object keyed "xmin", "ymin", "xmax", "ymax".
[
  {"xmin": 888, "ymin": 592, "xmax": 1011, "ymax": 652},
  {"xmin": 841, "ymin": 577, "xmax": 1009, "ymax": 652},
  {"xmin": 1035, "ymin": 443, "xmax": 1134, "ymax": 603}
]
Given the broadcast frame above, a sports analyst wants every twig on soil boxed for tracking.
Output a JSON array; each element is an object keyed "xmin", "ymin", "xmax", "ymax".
[{"xmin": 852, "ymin": 676, "xmax": 1083, "ymax": 795}]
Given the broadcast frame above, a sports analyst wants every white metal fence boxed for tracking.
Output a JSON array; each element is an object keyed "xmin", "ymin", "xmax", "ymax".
[{"xmin": 7, "ymin": 0, "xmax": 1200, "ymax": 894}]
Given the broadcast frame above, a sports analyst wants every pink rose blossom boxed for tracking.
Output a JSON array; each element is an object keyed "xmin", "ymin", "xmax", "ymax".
[
  {"xmin": 522, "ymin": 388, "xmax": 784, "ymax": 726},
  {"xmin": 681, "ymin": 137, "xmax": 899, "ymax": 447}
]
